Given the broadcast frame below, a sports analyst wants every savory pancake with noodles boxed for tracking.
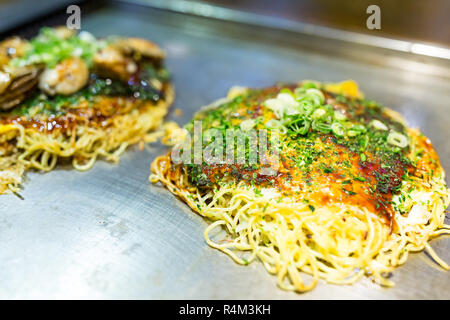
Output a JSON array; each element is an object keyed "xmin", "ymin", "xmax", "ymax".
[
  {"xmin": 150, "ymin": 80, "xmax": 449, "ymax": 292},
  {"xmin": 0, "ymin": 27, "xmax": 173, "ymax": 194}
]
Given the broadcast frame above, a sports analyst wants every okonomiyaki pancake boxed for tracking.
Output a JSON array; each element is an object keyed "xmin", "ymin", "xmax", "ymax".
[
  {"xmin": 150, "ymin": 81, "xmax": 449, "ymax": 292},
  {"xmin": 0, "ymin": 27, "xmax": 173, "ymax": 194}
]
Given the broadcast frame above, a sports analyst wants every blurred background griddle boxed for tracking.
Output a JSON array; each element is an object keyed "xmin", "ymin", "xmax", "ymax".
[
  {"xmin": 200, "ymin": 0, "xmax": 450, "ymax": 47},
  {"xmin": 1, "ymin": 0, "xmax": 449, "ymax": 48}
]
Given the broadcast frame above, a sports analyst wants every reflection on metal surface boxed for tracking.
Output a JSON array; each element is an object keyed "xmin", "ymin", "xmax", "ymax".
[
  {"xmin": 410, "ymin": 43, "xmax": 450, "ymax": 60},
  {"xmin": 125, "ymin": 0, "xmax": 450, "ymax": 60},
  {"xmin": 0, "ymin": 1, "xmax": 449, "ymax": 299}
]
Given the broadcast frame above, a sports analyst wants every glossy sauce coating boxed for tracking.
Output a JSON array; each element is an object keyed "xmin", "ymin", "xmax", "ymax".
[{"xmin": 178, "ymin": 84, "xmax": 442, "ymax": 226}]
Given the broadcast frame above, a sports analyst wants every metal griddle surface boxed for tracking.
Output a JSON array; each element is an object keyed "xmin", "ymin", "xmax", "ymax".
[{"xmin": 1, "ymin": 2, "xmax": 449, "ymax": 299}]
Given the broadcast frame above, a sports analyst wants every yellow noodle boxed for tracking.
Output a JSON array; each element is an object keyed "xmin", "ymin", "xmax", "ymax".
[
  {"xmin": 150, "ymin": 146, "xmax": 449, "ymax": 292},
  {"xmin": 0, "ymin": 85, "xmax": 174, "ymax": 193},
  {"xmin": 149, "ymin": 82, "xmax": 449, "ymax": 292}
]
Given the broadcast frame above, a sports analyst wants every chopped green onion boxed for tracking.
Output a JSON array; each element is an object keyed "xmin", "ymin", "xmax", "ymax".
[
  {"xmin": 277, "ymin": 93, "xmax": 298, "ymax": 108},
  {"xmin": 10, "ymin": 27, "xmax": 105, "ymax": 68},
  {"xmin": 279, "ymin": 88, "xmax": 295, "ymax": 96},
  {"xmin": 347, "ymin": 130, "xmax": 358, "ymax": 137},
  {"xmin": 264, "ymin": 93, "xmax": 299, "ymax": 119},
  {"xmin": 305, "ymin": 88, "xmax": 325, "ymax": 105},
  {"xmin": 334, "ymin": 110, "xmax": 347, "ymax": 121},
  {"xmin": 331, "ymin": 122, "xmax": 345, "ymax": 136},
  {"xmin": 369, "ymin": 119, "xmax": 388, "ymax": 131},
  {"xmin": 300, "ymin": 81, "xmax": 318, "ymax": 89},
  {"xmin": 264, "ymin": 98, "xmax": 283, "ymax": 117},
  {"xmin": 358, "ymin": 135, "xmax": 369, "ymax": 148},
  {"xmin": 287, "ymin": 118, "xmax": 310, "ymax": 135},
  {"xmin": 352, "ymin": 124, "xmax": 367, "ymax": 133},
  {"xmin": 312, "ymin": 120, "xmax": 331, "ymax": 133},
  {"xmin": 312, "ymin": 108, "xmax": 326, "ymax": 119},
  {"xmin": 265, "ymin": 119, "xmax": 287, "ymax": 134},
  {"xmin": 299, "ymin": 101, "xmax": 314, "ymax": 116},
  {"xmin": 240, "ymin": 119, "xmax": 255, "ymax": 131},
  {"xmin": 387, "ymin": 131, "xmax": 408, "ymax": 148},
  {"xmin": 347, "ymin": 124, "xmax": 366, "ymax": 136}
]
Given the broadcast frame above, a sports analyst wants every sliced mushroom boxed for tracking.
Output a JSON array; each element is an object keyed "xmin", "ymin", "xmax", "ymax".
[
  {"xmin": 0, "ymin": 71, "xmax": 11, "ymax": 95},
  {"xmin": 93, "ymin": 45, "xmax": 137, "ymax": 82},
  {"xmin": 0, "ymin": 65, "xmax": 43, "ymax": 111},
  {"xmin": 115, "ymin": 37, "xmax": 166, "ymax": 61},
  {"xmin": 92, "ymin": 37, "xmax": 165, "ymax": 82}
]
